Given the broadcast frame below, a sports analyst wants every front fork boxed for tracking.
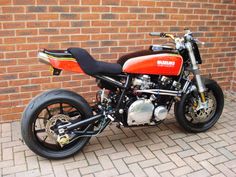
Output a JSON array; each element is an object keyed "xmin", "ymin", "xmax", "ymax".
[{"xmin": 185, "ymin": 42, "xmax": 206, "ymax": 103}]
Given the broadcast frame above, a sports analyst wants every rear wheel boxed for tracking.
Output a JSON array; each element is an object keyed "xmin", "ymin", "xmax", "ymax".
[
  {"xmin": 21, "ymin": 89, "xmax": 93, "ymax": 159},
  {"xmin": 174, "ymin": 79, "xmax": 224, "ymax": 133}
]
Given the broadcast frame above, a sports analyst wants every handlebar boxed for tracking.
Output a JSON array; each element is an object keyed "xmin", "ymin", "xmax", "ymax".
[
  {"xmin": 149, "ymin": 32, "xmax": 162, "ymax": 36},
  {"xmin": 149, "ymin": 32, "xmax": 175, "ymax": 40}
]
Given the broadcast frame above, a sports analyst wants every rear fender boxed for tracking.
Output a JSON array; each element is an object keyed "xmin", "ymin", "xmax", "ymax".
[{"xmin": 38, "ymin": 51, "xmax": 84, "ymax": 75}]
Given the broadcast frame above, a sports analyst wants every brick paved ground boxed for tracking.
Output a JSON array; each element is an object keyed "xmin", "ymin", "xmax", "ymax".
[{"xmin": 0, "ymin": 94, "xmax": 236, "ymax": 177}]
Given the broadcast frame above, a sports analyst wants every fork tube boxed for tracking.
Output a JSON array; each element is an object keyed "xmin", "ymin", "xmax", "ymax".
[{"xmin": 185, "ymin": 42, "xmax": 206, "ymax": 102}]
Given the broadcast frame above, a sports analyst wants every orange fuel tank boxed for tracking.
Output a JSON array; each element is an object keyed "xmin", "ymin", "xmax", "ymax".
[{"xmin": 122, "ymin": 53, "xmax": 183, "ymax": 76}]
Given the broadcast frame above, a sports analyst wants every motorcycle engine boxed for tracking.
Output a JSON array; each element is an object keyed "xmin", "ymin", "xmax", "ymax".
[{"xmin": 127, "ymin": 75, "xmax": 169, "ymax": 126}]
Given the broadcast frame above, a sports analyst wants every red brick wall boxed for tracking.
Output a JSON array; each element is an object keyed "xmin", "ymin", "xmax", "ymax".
[{"xmin": 0, "ymin": 0, "xmax": 235, "ymax": 122}]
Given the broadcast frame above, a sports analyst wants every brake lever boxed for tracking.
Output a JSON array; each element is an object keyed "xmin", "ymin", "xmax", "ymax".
[{"xmin": 194, "ymin": 39, "xmax": 205, "ymax": 45}]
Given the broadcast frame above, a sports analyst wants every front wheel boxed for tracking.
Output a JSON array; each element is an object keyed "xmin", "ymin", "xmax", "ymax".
[
  {"xmin": 21, "ymin": 89, "xmax": 93, "ymax": 159},
  {"xmin": 174, "ymin": 79, "xmax": 224, "ymax": 133}
]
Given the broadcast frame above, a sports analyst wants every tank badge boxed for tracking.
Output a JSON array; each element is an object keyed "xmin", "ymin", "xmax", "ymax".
[{"xmin": 157, "ymin": 60, "xmax": 175, "ymax": 67}]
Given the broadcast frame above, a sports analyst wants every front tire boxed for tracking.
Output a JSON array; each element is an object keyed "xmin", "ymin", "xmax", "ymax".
[
  {"xmin": 21, "ymin": 89, "xmax": 93, "ymax": 159},
  {"xmin": 174, "ymin": 79, "xmax": 224, "ymax": 133}
]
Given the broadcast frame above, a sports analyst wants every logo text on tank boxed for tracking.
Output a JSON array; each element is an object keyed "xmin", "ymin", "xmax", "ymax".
[{"xmin": 157, "ymin": 60, "xmax": 175, "ymax": 67}]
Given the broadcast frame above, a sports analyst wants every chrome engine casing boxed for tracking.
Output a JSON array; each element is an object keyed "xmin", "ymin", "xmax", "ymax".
[
  {"xmin": 127, "ymin": 99, "xmax": 154, "ymax": 125},
  {"xmin": 154, "ymin": 106, "xmax": 168, "ymax": 121}
]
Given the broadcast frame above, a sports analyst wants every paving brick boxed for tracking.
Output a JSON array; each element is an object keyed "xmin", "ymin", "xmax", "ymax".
[
  {"xmin": 0, "ymin": 160, "xmax": 13, "ymax": 169},
  {"xmin": 113, "ymin": 159, "xmax": 129, "ymax": 174},
  {"xmin": 64, "ymin": 160, "xmax": 88, "ymax": 170},
  {"xmin": 85, "ymin": 152, "xmax": 99, "ymax": 165},
  {"xmin": 128, "ymin": 163, "xmax": 147, "ymax": 177},
  {"xmin": 124, "ymin": 154, "xmax": 145, "ymax": 164},
  {"xmin": 196, "ymin": 138, "xmax": 215, "ymax": 146},
  {"xmin": 53, "ymin": 165, "xmax": 67, "ymax": 177},
  {"xmin": 171, "ymin": 166, "xmax": 193, "ymax": 176},
  {"xmin": 138, "ymin": 146, "xmax": 155, "ymax": 159},
  {"xmin": 174, "ymin": 139, "xmax": 191, "ymax": 150},
  {"xmin": 124, "ymin": 143, "xmax": 140, "ymax": 155},
  {"xmin": 183, "ymin": 157, "xmax": 202, "ymax": 171},
  {"xmin": 218, "ymin": 147, "xmax": 236, "ymax": 160},
  {"xmin": 139, "ymin": 158, "xmax": 160, "ymax": 168},
  {"xmin": 216, "ymin": 164, "xmax": 236, "ymax": 177},
  {"xmin": 148, "ymin": 142, "xmax": 168, "ymax": 151},
  {"xmin": 193, "ymin": 152, "xmax": 213, "ymax": 162},
  {"xmin": 15, "ymin": 169, "xmax": 41, "ymax": 177},
  {"xmin": 224, "ymin": 159, "xmax": 236, "ymax": 169},
  {"xmin": 162, "ymin": 145, "xmax": 182, "ymax": 154},
  {"xmin": 208, "ymin": 155, "xmax": 229, "ymax": 165},
  {"xmin": 160, "ymin": 171, "xmax": 174, "ymax": 177},
  {"xmin": 26, "ymin": 156, "xmax": 39, "ymax": 169},
  {"xmin": 189, "ymin": 142, "xmax": 206, "ymax": 153},
  {"xmin": 109, "ymin": 151, "xmax": 130, "ymax": 160},
  {"xmin": 111, "ymin": 140, "xmax": 126, "ymax": 152},
  {"xmin": 211, "ymin": 141, "xmax": 229, "ymax": 149},
  {"xmin": 161, "ymin": 136, "xmax": 176, "ymax": 146},
  {"xmin": 67, "ymin": 169, "xmax": 81, "ymax": 177},
  {"xmin": 116, "ymin": 173, "xmax": 134, "ymax": 177},
  {"xmin": 134, "ymin": 129, "xmax": 149, "ymax": 141},
  {"xmin": 97, "ymin": 137, "xmax": 113, "ymax": 148},
  {"xmin": 200, "ymin": 161, "xmax": 219, "ymax": 175},
  {"xmin": 2, "ymin": 164, "xmax": 27, "ymax": 175},
  {"xmin": 39, "ymin": 160, "xmax": 54, "ymax": 175},
  {"xmin": 94, "ymin": 168, "xmax": 119, "ymax": 177},
  {"xmin": 144, "ymin": 167, "xmax": 161, "ymax": 177},
  {"xmin": 177, "ymin": 149, "xmax": 197, "ymax": 158},
  {"xmin": 95, "ymin": 147, "xmax": 116, "ymax": 156},
  {"xmin": 202, "ymin": 144, "xmax": 221, "ymax": 156},
  {"xmin": 98, "ymin": 155, "xmax": 114, "ymax": 169},
  {"xmin": 3, "ymin": 148, "xmax": 13, "ymax": 160},
  {"xmin": 153, "ymin": 150, "xmax": 170, "ymax": 163},
  {"xmin": 134, "ymin": 139, "xmax": 154, "ymax": 147},
  {"xmin": 155, "ymin": 162, "xmax": 177, "ymax": 173},
  {"xmin": 14, "ymin": 151, "xmax": 25, "ymax": 165},
  {"xmin": 147, "ymin": 133, "xmax": 162, "ymax": 143},
  {"xmin": 168, "ymin": 154, "xmax": 186, "ymax": 167},
  {"xmin": 187, "ymin": 169, "xmax": 210, "ymax": 177},
  {"xmin": 80, "ymin": 164, "xmax": 103, "ymax": 175}
]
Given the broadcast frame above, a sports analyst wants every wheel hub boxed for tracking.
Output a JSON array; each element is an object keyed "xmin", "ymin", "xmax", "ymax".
[
  {"xmin": 189, "ymin": 91, "xmax": 216, "ymax": 122},
  {"xmin": 45, "ymin": 114, "xmax": 70, "ymax": 140}
]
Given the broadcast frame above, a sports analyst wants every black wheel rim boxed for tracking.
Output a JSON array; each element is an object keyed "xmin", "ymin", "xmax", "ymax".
[
  {"xmin": 33, "ymin": 102, "xmax": 85, "ymax": 151},
  {"xmin": 184, "ymin": 89, "xmax": 217, "ymax": 128}
]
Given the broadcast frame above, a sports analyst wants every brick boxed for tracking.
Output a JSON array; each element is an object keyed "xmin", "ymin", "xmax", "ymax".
[
  {"xmin": 193, "ymin": 152, "xmax": 213, "ymax": 162},
  {"xmin": 94, "ymin": 168, "xmax": 119, "ymax": 177},
  {"xmin": 216, "ymin": 164, "xmax": 236, "ymax": 177},
  {"xmin": 80, "ymin": 164, "xmax": 103, "ymax": 175},
  {"xmin": 208, "ymin": 155, "xmax": 229, "ymax": 165},
  {"xmin": 168, "ymin": 154, "xmax": 186, "ymax": 167},
  {"xmin": 155, "ymin": 162, "xmax": 177, "ymax": 173},
  {"xmin": 124, "ymin": 154, "xmax": 145, "ymax": 164},
  {"xmin": 139, "ymin": 158, "xmax": 160, "ymax": 168},
  {"xmin": 171, "ymin": 166, "xmax": 193, "ymax": 176},
  {"xmin": 113, "ymin": 159, "xmax": 129, "ymax": 174},
  {"xmin": 183, "ymin": 157, "xmax": 202, "ymax": 171},
  {"xmin": 144, "ymin": 167, "xmax": 160, "ymax": 177},
  {"xmin": 2, "ymin": 164, "xmax": 27, "ymax": 175},
  {"xmin": 187, "ymin": 169, "xmax": 210, "ymax": 177},
  {"xmin": 128, "ymin": 163, "xmax": 146, "ymax": 177},
  {"xmin": 84, "ymin": 152, "xmax": 99, "ymax": 165},
  {"xmin": 200, "ymin": 161, "xmax": 219, "ymax": 175},
  {"xmin": 109, "ymin": 151, "xmax": 130, "ymax": 160}
]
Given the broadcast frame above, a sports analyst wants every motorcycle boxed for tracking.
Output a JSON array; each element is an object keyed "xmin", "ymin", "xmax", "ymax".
[{"xmin": 21, "ymin": 29, "xmax": 224, "ymax": 159}]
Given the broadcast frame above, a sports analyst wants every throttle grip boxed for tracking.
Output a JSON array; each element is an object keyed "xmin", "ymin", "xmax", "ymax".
[{"xmin": 149, "ymin": 32, "xmax": 165, "ymax": 37}]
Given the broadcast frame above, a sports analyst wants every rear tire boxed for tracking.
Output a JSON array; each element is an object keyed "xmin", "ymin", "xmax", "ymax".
[
  {"xmin": 174, "ymin": 79, "xmax": 224, "ymax": 133},
  {"xmin": 21, "ymin": 89, "xmax": 93, "ymax": 159}
]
